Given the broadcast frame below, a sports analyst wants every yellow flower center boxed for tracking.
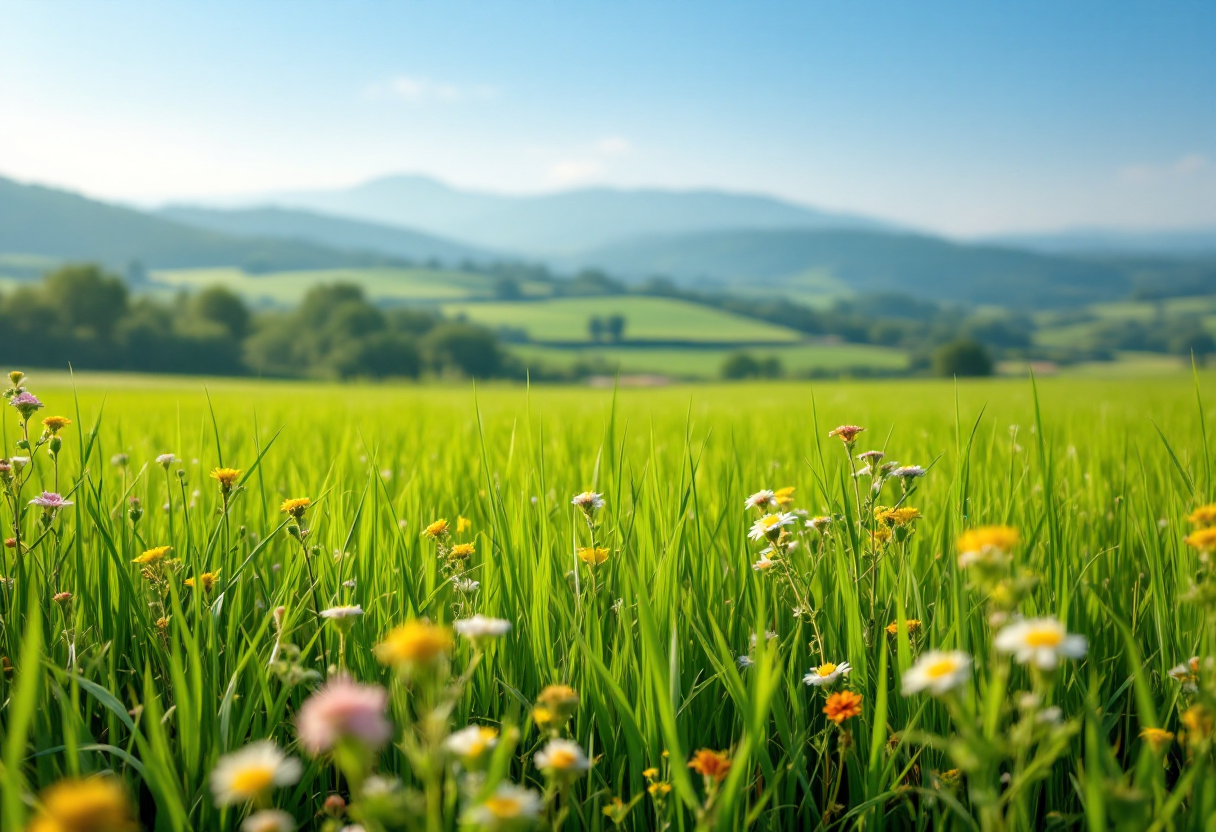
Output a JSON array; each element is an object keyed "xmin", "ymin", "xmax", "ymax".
[
  {"xmin": 548, "ymin": 748, "xmax": 578, "ymax": 769},
  {"xmin": 817, "ymin": 663, "xmax": 837, "ymax": 676},
  {"xmin": 484, "ymin": 796, "xmax": 523, "ymax": 818},
  {"xmin": 925, "ymin": 659, "xmax": 958, "ymax": 679},
  {"xmin": 230, "ymin": 766, "xmax": 275, "ymax": 795},
  {"xmin": 1024, "ymin": 628, "xmax": 1063, "ymax": 648}
]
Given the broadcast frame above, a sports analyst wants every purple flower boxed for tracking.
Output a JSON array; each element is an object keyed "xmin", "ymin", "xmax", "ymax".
[
  {"xmin": 9, "ymin": 392, "xmax": 43, "ymax": 417},
  {"xmin": 30, "ymin": 492, "xmax": 72, "ymax": 509}
]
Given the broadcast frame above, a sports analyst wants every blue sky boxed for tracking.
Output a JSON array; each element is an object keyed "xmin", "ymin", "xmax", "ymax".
[{"xmin": 1, "ymin": 1, "xmax": 1213, "ymax": 235}]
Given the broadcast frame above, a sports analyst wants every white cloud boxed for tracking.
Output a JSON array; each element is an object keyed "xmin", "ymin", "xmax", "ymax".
[
  {"xmin": 363, "ymin": 75, "xmax": 496, "ymax": 104},
  {"xmin": 1119, "ymin": 153, "xmax": 1212, "ymax": 185},
  {"xmin": 547, "ymin": 158, "xmax": 604, "ymax": 185}
]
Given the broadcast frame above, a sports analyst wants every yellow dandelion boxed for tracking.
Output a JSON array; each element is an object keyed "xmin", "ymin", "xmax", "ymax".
[
  {"xmin": 642, "ymin": 767, "xmax": 659, "ymax": 780},
  {"xmin": 375, "ymin": 620, "xmax": 453, "ymax": 668},
  {"xmin": 424, "ymin": 519, "xmax": 450, "ymax": 539},
  {"xmin": 457, "ymin": 516, "xmax": 472, "ymax": 533},
  {"xmin": 27, "ymin": 776, "xmax": 137, "ymax": 832},
  {"xmin": 279, "ymin": 497, "xmax": 311, "ymax": 518},
  {"xmin": 185, "ymin": 570, "xmax": 220, "ymax": 592},
  {"xmin": 876, "ymin": 506, "xmax": 922, "ymax": 526},
  {"xmin": 1184, "ymin": 527, "xmax": 1216, "ymax": 553},
  {"xmin": 886, "ymin": 618, "xmax": 922, "ymax": 636},
  {"xmin": 449, "ymin": 542, "xmax": 476, "ymax": 560},
  {"xmin": 133, "ymin": 545, "xmax": 171, "ymax": 565},
  {"xmin": 210, "ymin": 467, "xmax": 242, "ymax": 491},
  {"xmin": 577, "ymin": 546, "xmax": 610, "ymax": 567},
  {"xmin": 957, "ymin": 525, "xmax": 1019, "ymax": 557},
  {"xmin": 870, "ymin": 527, "xmax": 892, "ymax": 546},
  {"xmin": 1188, "ymin": 504, "xmax": 1216, "ymax": 527},
  {"xmin": 1181, "ymin": 704, "xmax": 1214, "ymax": 742},
  {"xmin": 773, "ymin": 486, "xmax": 796, "ymax": 508},
  {"xmin": 41, "ymin": 415, "xmax": 72, "ymax": 434},
  {"xmin": 1139, "ymin": 727, "xmax": 1175, "ymax": 752},
  {"xmin": 648, "ymin": 782, "xmax": 672, "ymax": 797},
  {"xmin": 535, "ymin": 684, "xmax": 580, "ymax": 724}
]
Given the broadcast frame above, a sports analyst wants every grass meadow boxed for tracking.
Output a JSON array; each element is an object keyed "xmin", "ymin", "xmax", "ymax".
[{"xmin": 3, "ymin": 371, "xmax": 1216, "ymax": 832}]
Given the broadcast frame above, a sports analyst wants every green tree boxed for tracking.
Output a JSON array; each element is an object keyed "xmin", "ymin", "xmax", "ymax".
[
  {"xmin": 424, "ymin": 323, "xmax": 503, "ymax": 378},
  {"xmin": 722, "ymin": 352, "xmax": 760, "ymax": 380},
  {"xmin": 44, "ymin": 264, "xmax": 128, "ymax": 341},
  {"xmin": 588, "ymin": 316, "xmax": 604, "ymax": 342},
  {"xmin": 192, "ymin": 286, "xmax": 251, "ymax": 340},
  {"xmin": 933, "ymin": 339, "xmax": 993, "ymax": 377},
  {"xmin": 604, "ymin": 314, "xmax": 626, "ymax": 343}
]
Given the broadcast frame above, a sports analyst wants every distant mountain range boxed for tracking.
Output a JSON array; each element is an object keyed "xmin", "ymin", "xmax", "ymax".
[
  {"xmin": 3, "ymin": 173, "xmax": 1214, "ymax": 309},
  {"xmin": 258, "ymin": 174, "xmax": 894, "ymax": 254},
  {"xmin": 984, "ymin": 227, "xmax": 1216, "ymax": 258}
]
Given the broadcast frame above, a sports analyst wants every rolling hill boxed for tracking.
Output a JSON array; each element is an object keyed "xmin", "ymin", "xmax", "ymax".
[
  {"xmin": 260, "ymin": 174, "xmax": 892, "ymax": 254},
  {"xmin": 0, "ymin": 177, "xmax": 402, "ymax": 272},
  {"xmin": 158, "ymin": 204, "xmax": 495, "ymax": 265}
]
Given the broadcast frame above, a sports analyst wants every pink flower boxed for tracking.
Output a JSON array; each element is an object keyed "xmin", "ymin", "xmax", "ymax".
[
  {"xmin": 297, "ymin": 676, "xmax": 393, "ymax": 756},
  {"xmin": 30, "ymin": 492, "xmax": 72, "ymax": 509},
  {"xmin": 9, "ymin": 391, "xmax": 43, "ymax": 411}
]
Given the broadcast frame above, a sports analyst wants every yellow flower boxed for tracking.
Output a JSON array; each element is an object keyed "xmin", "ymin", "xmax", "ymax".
[
  {"xmin": 133, "ymin": 545, "xmax": 171, "ymax": 565},
  {"xmin": 185, "ymin": 570, "xmax": 220, "ymax": 592},
  {"xmin": 687, "ymin": 749, "xmax": 731, "ymax": 782},
  {"xmin": 648, "ymin": 782, "xmax": 672, "ymax": 797},
  {"xmin": 279, "ymin": 497, "xmax": 311, "ymax": 518},
  {"xmin": 642, "ymin": 767, "xmax": 659, "ymax": 780},
  {"xmin": 870, "ymin": 527, "xmax": 892, "ymax": 546},
  {"xmin": 27, "ymin": 776, "xmax": 137, "ymax": 832},
  {"xmin": 1181, "ymin": 704, "xmax": 1214, "ymax": 742},
  {"xmin": 457, "ymin": 516, "xmax": 473, "ymax": 533},
  {"xmin": 1139, "ymin": 727, "xmax": 1175, "ymax": 752},
  {"xmin": 886, "ymin": 619, "xmax": 922, "ymax": 636},
  {"xmin": 1184, "ymin": 527, "xmax": 1216, "ymax": 553},
  {"xmin": 535, "ymin": 684, "xmax": 579, "ymax": 724},
  {"xmin": 375, "ymin": 620, "xmax": 453, "ymax": 668},
  {"xmin": 823, "ymin": 690, "xmax": 863, "ymax": 724},
  {"xmin": 876, "ymin": 506, "xmax": 922, "ymax": 526},
  {"xmin": 1188, "ymin": 504, "xmax": 1216, "ymax": 526},
  {"xmin": 773, "ymin": 486, "xmax": 796, "ymax": 508},
  {"xmin": 532, "ymin": 705, "xmax": 555, "ymax": 726},
  {"xmin": 449, "ymin": 542, "xmax": 476, "ymax": 560},
  {"xmin": 424, "ymin": 519, "xmax": 450, "ymax": 539},
  {"xmin": 210, "ymin": 467, "xmax": 242, "ymax": 491},
  {"xmin": 41, "ymin": 416, "xmax": 72, "ymax": 434},
  {"xmin": 957, "ymin": 525, "xmax": 1019, "ymax": 557},
  {"xmin": 577, "ymin": 547, "xmax": 610, "ymax": 567}
]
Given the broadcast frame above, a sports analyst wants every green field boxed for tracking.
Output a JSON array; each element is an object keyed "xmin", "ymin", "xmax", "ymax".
[
  {"xmin": 444, "ymin": 296, "xmax": 804, "ymax": 344},
  {"xmin": 152, "ymin": 266, "xmax": 504, "ymax": 306},
  {"xmin": 4, "ymin": 370, "xmax": 1216, "ymax": 831},
  {"xmin": 511, "ymin": 342, "xmax": 908, "ymax": 377}
]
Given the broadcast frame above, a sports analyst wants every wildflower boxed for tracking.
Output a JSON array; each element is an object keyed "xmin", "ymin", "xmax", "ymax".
[
  {"xmin": 242, "ymin": 810, "xmax": 296, "ymax": 832},
  {"xmin": 27, "ymin": 776, "xmax": 137, "ymax": 832},
  {"xmin": 535, "ymin": 738, "xmax": 591, "ymax": 775},
  {"xmin": 752, "ymin": 555, "xmax": 776, "ymax": 571},
  {"xmin": 210, "ymin": 467, "xmax": 242, "ymax": 492},
  {"xmin": 994, "ymin": 618, "xmax": 1087, "ymax": 670},
  {"xmin": 648, "ymin": 781, "xmax": 672, "ymax": 797},
  {"xmin": 806, "ymin": 515, "xmax": 832, "ymax": 532},
  {"xmin": 857, "ymin": 450, "xmax": 885, "ymax": 464},
  {"xmin": 111, "ymin": 453, "xmax": 129, "ymax": 467},
  {"xmin": 41, "ymin": 415, "xmax": 71, "ymax": 434},
  {"xmin": 210, "ymin": 741, "xmax": 302, "ymax": 806},
  {"xmin": 748, "ymin": 512, "xmax": 795, "ymax": 541},
  {"xmin": 1184, "ymin": 527, "xmax": 1216, "ymax": 553},
  {"xmin": 133, "ymin": 545, "xmax": 171, "ymax": 565},
  {"xmin": 737, "ymin": 655, "xmax": 754, "ymax": 669},
  {"xmin": 454, "ymin": 578, "xmax": 480, "ymax": 594},
  {"xmin": 156, "ymin": 453, "xmax": 178, "ymax": 468},
  {"xmin": 30, "ymin": 492, "xmax": 73, "ymax": 510},
  {"xmin": 185, "ymin": 571, "xmax": 220, "ymax": 592},
  {"xmin": 535, "ymin": 684, "xmax": 579, "ymax": 725},
  {"xmin": 886, "ymin": 619, "xmax": 922, "ymax": 636},
  {"xmin": 53, "ymin": 591, "xmax": 72, "ymax": 605},
  {"xmin": 423, "ymin": 519, "xmax": 449, "ymax": 539},
  {"xmin": 572, "ymin": 490, "xmax": 605, "ymax": 511},
  {"xmin": 1168, "ymin": 657, "xmax": 1200, "ymax": 690},
  {"xmin": 891, "ymin": 465, "xmax": 926, "ymax": 480},
  {"xmin": 319, "ymin": 605, "xmax": 363, "ymax": 635},
  {"xmin": 1181, "ymin": 704, "xmax": 1214, "ymax": 744},
  {"xmin": 774, "ymin": 486, "xmax": 796, "ymax": 507},
  {"xmin": 876, "ymin": 506, "xmax": 922, "ymax": 526},
  {"xmin": 902, "ymin": 650, "xmax": 972, "ymax": 696},
  {"xmin": 374, "ymin": 620, "xmax": 453, "ymax": 670},
  {"xmin": 577, "ymin": 546, "xmax": 609, "ymax": 567},
  {"xmin": 297, "ymin": 676, "xmax": 393, "ymax": 756},
  {"xmin": 687, "ymin": 749, "xmax": 731, "ymax": 782},
  {"xmin": 449, "ymin": 542, "xmax": 476, "ymax": 560},
  {"xmin": 602, "ymin": 796, "xmax": 632, "ymax": 825},
  {"xmin": 454, "ymin": 615, "xmax": 512, "ymax": 643},
  {"xmin": 1188, "ymin": 504, "xmax": 1216, "ymax": 526},
  {"xmin": 828, "ymin": 425, "xmax": 865, "ymax": 444},
  {"xmin": 642, "ymin": 767, "xmax": 659, "ymax": 780},
  {"xmin": 457, "ymin": 515, "xmax": 472, "ymax": 533},
  {"xmin": 1139, "ymin": 727, "xmax": 1175, "ymax": 752},
  {"xmin": 744, "ymin": 490, "xmax": 776, "ymax": 510},
  {"xmin": 280, "ymin": 497, "xmax": 310, "ymax": 518},
  {"xmin": 870, "ymin": 527, "xmax": 892, "ymax": 546},
  {"xmin": 322, "ymin": 794, "xmax": 347, "ymax": 817},
  {"xmin": 803, "ymin": 661, "xmax": 852, "ymax": 686},
  {"xmin": 444, "ymin": 724, "xmax": 499, "ymax": 768},
  {"xmin": 463, "ymin": 782, "xmax": 542, "ymax": 830},
  {"xmin": 9, "ymin": 391, "xmax": 44, "ymax": 419},
  {"xmin": 823, "ymin": 690, "xmax": 863, "ymax": 724},
  {"xmin": 957, "ymin": 525, "xmax": 1019, "ymax": 568}
]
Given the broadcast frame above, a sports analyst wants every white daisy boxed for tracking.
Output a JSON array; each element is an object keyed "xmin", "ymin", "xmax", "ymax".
[
  {"xmin": 454, "ymin": 615, "xmax": 512, "ymax": 641},
  {"xmin": 803, "ymin": 661, "xmax": 851, "ymax": 686},
  {"xmin": 463, "ymin": 783, "xmax": 543, "ymax": 830},
  {"xmin": 210, "ymin": 741, "xmax": 301, "ymax": 806},
  {"xmin": 242, "ymin": 810, "xmax": 296, "ymax": 832},
  {"xmin": 571, "ymin": 491, "xmax": 604, "ymax": 511},
  {"xmin": 454, "ymin": 578, "xmax": 481, "ymax": 594},
  {"xmin": 752, "ymin": 555, "xmax": 776, "ymax": 571},
  {"xmin": 444, "ymin": 724, "xmax": 499, "ymax": 763},
  {"xmin": 744, "ymin": 490, "xmax": 776, "ymax": 510},
  {"xmin": 534, "ymin": 738, "xmax": 591, "ymax": 773},
  {"xmin": 156, "ymin": 453, "xmax": 179, "ymax": 468},
  {"xmin": 891, "ymin": 465, "xmax": 926, "ymax": 479},
  {"xmin": 319, "ymin": 605, "xmax": 363, "ymax": 621},
  {"xmin": 901, "ymin": 650, "xmax": 972, "ymax": 696},
  {"xmin": 806, "ymin": 516, "xmax": 832, "ymax": 532},
  {"xmin": 1168, "ymin": 657, "xmax": 1200, "ymax": 691},
  {"xmin": 748, "ymin": 512, "xmax": 795, "ymax": 541},
  {"xmin": 994, "ymin": 618, "xmax": 1087, "ymax": 670}
]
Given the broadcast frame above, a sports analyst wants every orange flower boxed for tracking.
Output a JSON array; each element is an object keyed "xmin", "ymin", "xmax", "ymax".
[
  {"xmin": 687, "ymin": 748, "xmax": 731, "ymax": 782},
  {"xmin": 823, "ymin": 690, "xmax": 863, "ymax": 724},
  {"xmin": 828, "ymin": 425, "xmax": 865, "ymax": 444},
  {"xmin": 886, "ymin": 619, "xmax": 922, "ymax": 636}
]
